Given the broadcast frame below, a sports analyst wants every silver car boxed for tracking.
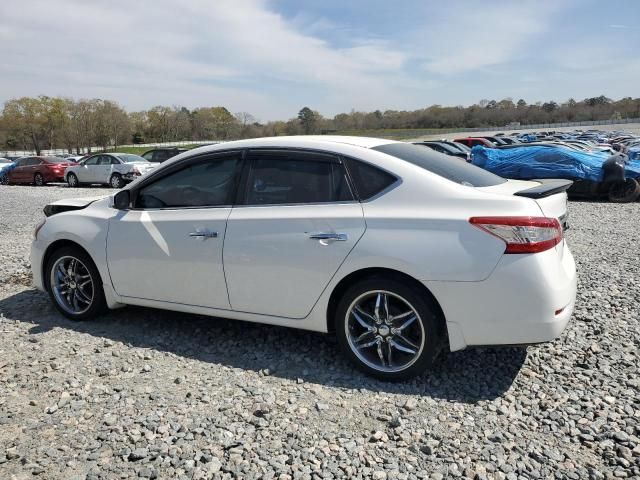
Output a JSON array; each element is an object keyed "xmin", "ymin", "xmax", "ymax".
[{"xmin": 64, "ymin": 153, "xmax": 157, "ymax": 188}]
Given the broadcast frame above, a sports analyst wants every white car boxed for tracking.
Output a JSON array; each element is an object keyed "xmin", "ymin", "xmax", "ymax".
[
  {"xmin": 31, "ymin": 136, "xmax": 577, "ymax": 380},
  {"xmin": 64, "ymin": 153, "xmax": 157, "ymax": 188}
]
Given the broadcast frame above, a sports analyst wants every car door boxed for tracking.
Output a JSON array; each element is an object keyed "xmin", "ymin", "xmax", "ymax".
[
  {"xmin": 77, "ymin": 155, "xmax": 99, "ymax": 182},
  {"xmin": 107, "ymin": 151, "xmax": 243, "ymax": 308},
  {"xmin": 9, "ymin": 158, "xmax": 28, "ymax": 182},
  {"xmin": 94, "ymin": 155, "xmax": 114, "ymax": 184},
  {"xmin": 223, "ymin": 149, "xmax": 366, "ymax": 319}
]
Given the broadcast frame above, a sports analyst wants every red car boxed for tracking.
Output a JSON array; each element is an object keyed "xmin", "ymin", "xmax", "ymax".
[
  {"xmin": 453, "ymin": 137, "xmax": 496, "ymax": 148},
  {"xmin": 7, "ymin": 156, "xmax": 77, "ymax": 186}
]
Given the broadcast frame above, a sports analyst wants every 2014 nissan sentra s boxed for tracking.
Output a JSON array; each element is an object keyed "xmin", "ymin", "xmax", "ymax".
[{"xmin": 30, "ymin": 136, "xmax": 577, "ymax": 380}]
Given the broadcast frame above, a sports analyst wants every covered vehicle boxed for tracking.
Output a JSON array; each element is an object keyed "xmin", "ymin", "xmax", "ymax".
[{"xmin": 471, "ymin": 145, "xmax": 640, "ymax": 202}]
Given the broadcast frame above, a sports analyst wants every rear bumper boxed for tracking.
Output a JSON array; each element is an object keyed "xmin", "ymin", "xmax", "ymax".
[{"xmin": 427, "ymin": 241, "xmax": 577, "ymax": 351}]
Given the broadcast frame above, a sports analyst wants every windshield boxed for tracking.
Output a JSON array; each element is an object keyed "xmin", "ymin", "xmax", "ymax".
[
  {"xmin": 372, "ymin": 143, "xmax": 506, "ymax": 187},
  {"xmin": 116, "ymin": 154, "xmax": 148, "ymax": 163},
  {"xmin": 0, "ymin": 159, "xmax": 11, "ymax": 163}
]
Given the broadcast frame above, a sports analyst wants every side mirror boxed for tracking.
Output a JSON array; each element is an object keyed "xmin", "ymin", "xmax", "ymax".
[{"xmin": 113, "ymin": 190, "xmax": 131, "ymax": 210}]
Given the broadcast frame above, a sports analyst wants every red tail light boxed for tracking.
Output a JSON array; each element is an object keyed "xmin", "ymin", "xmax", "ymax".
[{"xmin": 469, "ymin": 216, "xmax": 562, "ymax": 254}]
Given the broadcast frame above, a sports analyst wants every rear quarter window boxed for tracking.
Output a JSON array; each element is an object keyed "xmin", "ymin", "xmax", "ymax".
[
  {"xmin": 372, "ymin": 143, "xmax": 506, "ymax": 187},
  {"xmin": 343, "ymin": 157, "xmax": 397, "ymax": 200}
]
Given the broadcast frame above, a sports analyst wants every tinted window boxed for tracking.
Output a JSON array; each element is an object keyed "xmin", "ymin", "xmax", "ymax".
[
  {"xmin": 372, "ymin": 143, "xmax": 506, "ymax": 187},
  {"xmin": 46, "ymin": 157, "xmax": 69, "ymax": 163},
  {"xmin": 343, "ymin": 157, "xmax": 397, "ymax": 200},
  {"xmin": 136, "ymin": 153, "xmax": 241, "ymax": 208},
  {"xmin": 84, "ymin": 156, "xmax": 99, "ymax": 166},
  {"xmin": 98, "ymin": 156, "xmax": 113, "ymax": 165},
  {"xmin": 142, "ymin": 151, "xmax": 154, "ymax": 161},
  {"xmin": 28, "ymin": 158, "xmax": 42, "ymax": 166},
  {"xmin": 154, "ymin": 150, "xmax": 173, "ymax": 162},
  {"xmin": 245, "ymin": 152, "xmax": 353, "ymax": 205}
]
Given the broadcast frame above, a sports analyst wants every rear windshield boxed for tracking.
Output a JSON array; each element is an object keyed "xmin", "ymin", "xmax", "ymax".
[
  {"xmin": 117, "ymin": 154, "xmax": 148, "ymax": 163},
  {"xmin": 46, "ymin": 157, "xmax": 69, "ymax": 163},
  {"xmin": 372, "ymin": 143, "xmax": 506, "ymax": 187}
]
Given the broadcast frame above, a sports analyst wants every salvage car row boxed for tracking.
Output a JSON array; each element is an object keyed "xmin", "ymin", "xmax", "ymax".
[
  {"xmin": 415, "ymin": 129, "xmax": 640, "ymax": 202},
  {"xmin": 0, "ymin": 147, "xmax": 188, "ymax": 187}
]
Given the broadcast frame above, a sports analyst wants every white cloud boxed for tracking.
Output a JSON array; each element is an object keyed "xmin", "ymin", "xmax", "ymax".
[
  {"xmin": 419, "ymin": 1, "xmax": 568, "ymax": 74},
  {"xmin": 0, "ymin": 0, "xmax": 420, "ymax": 119}
]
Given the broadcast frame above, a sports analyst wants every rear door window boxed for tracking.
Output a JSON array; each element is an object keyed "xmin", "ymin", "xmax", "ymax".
[{"xmin": 244, "ymin": 150, "xmax": 353, "ymax": 205}]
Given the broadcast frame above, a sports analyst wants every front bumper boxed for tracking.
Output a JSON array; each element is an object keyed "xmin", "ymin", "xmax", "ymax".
[
  {"xmin": 427, "ymin": 241, "xmax": 577, "ymax": 351},
  {"xmin": 30, "ymin": 239, "xmax": 46, "ymax": 292}
]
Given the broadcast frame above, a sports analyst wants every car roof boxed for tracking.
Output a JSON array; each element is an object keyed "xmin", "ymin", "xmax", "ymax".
[{"xmin": 181, "ymin": 136, "xmax": 398, "ymax": 155}]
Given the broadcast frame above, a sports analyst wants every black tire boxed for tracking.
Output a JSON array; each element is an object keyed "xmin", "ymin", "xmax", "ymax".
[
  {"xmin": 0, "ymin": 174, "xmax": 7, "ymax": 185},
  {"xmin": 34, "ymin": 173, "xmax": 45, "ymax": 186},
  {"xmin": 335, "ymin": 276, "xmax": 444, "ymax": 381},
  {"xmin": 608, "ymin": 179, "xmax": 640, "ymax": 203},
  {"xmin": 67, "ymin": 172, "xmax": 79, "ymax": 188},
  {"xmin": 45, "ymin": 246, "xmax": 107, "ymax": 321},
  {"xmin": 109, "ymin": 173, "xmax": 124, "ymax": 189}
]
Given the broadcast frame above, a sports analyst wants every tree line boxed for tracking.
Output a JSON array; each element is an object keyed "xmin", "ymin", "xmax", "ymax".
[{"xmin": 1, "ymin": 95, "xmax": 639, "ymax": 154}]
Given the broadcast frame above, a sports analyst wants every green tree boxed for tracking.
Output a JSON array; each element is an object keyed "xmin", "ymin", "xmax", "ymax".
[{"xmin": 297, "ymin": 107, "xmax": 317, "ymax": 134}]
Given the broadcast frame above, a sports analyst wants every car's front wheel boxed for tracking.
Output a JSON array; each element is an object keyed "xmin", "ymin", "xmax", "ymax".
[
  {"xmin": 109, "ymin": 173, "xmax": 124, "ymax": 189},
  {"xmin": 335, "ymin": 277, "xmax": 443, "ymax": 381},
  {"xmin": 67, "ymin": 172, "xmax": 79, "ymax": 188},
  {"xmin": 45, "ymin": 246, "xmax": 106, "ymax": 320},
  {"xmin": 34, "ymin": 173, "xmax": 45, "ymax": 186}
]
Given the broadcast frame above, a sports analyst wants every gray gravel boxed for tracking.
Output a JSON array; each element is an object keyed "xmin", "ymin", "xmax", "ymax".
[{"xmin": 1, "ymin": 184, "xmax": 639, "ymax": 479}]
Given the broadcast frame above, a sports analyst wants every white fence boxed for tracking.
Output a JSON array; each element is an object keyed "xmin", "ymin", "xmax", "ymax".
[{"xmin": 1, "ymin": 140, "xmax": 221, "ymax": 158}]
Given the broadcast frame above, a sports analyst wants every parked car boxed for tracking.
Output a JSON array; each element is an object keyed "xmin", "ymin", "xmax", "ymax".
[
  {"xmin": 0, "ymin": 158, "xmax": 16, "ymax": 184},
  {"xmin": 413, "ymin": 141, "xmax": 470, "ymax": 161},
  {"xmin": 64, "ymin": 153, "xmax": 157, "ymax": 188},
  {"xmin": 454, "ymin": 137, "xmax": 496, "ymax": 148},
  {"xmin": 5, "ymin": 156, "xmax": 77, "ymax": 185},
  {"xmin": 32, "ymin": 136, "xmax": 577, "ymax": 380},
  {"xmin": 141, "ymin": 148, "xmax": 189, "ymax": 163}
]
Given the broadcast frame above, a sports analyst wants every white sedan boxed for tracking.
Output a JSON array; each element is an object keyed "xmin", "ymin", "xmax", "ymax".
[
  {"xmin": 31, "ymin": 136, "xmax": 577, "ymax": 380},
  {"xmin": 64, "ymin": 153, "xmax": 157, "ymax": 188}
]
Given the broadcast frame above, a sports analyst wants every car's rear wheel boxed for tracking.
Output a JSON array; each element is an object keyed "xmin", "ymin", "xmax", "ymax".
[
  {"xmin": 608, "ymin": 179, "xmax": 640, "ymax": 203},
  {"xmin": 335, "ymin": 277, "xmax": 443, "ymax": 381},
  {"xmin": 34, "ymin": 173, "xmax": 45, "ymax": 186},
  {"xmin": 109, "ymin": 173, "xmax": 124, "ymax": 189},
  {"xmin": 0, "ymin": 173, "xmax": 8, "ymax": 185},
  {"xmin": 67, "ymin": 173, "xmax": 79, "ymax": 188},
  {"xmin": 45, "ymin": 246, "xmax": 106, "ymax": 321}
]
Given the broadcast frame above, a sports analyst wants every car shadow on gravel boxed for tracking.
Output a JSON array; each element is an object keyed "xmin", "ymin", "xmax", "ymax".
[{"xmin": 1, "ymin": 288, "xmax": 526, "ymax": 402}]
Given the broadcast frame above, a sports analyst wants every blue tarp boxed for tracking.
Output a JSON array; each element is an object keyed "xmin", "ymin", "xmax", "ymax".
[{"xmin": 471, "ymin": 145, "xmax": 640, "ymax": 182}]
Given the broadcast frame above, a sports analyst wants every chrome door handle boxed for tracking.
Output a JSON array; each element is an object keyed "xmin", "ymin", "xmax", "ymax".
[
  {"xmin": 189, "ymin": 230, "xmax": 218, "ymax": 238},
  {"xmin": 308, "ymin": 232, "xmax": 348, "ymax": 241}
]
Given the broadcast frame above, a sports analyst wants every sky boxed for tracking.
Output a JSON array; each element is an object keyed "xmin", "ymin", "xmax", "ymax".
[{"xmin": 0, "ymin": 0, "xmax": 639, "ymax": 121}]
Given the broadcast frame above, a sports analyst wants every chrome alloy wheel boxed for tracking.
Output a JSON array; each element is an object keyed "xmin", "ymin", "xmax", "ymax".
[
  {"xmin": 345, "ymin": 290, "xmax": 425, "ymax": 373},
  {"xmin": 50, "ymin": 256, "xmax": 94, "ymax": 315}
]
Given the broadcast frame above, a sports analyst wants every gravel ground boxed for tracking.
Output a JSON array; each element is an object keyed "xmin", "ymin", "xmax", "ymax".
[{"xmin": 0, "ymin": 184, "xmax": 638, "ymax": 480}]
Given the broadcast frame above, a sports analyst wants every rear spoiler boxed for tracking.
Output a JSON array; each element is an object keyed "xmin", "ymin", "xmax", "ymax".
[{"xmin": 514, "ymin": 179, "xmax": 573, "ymax": 199}]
